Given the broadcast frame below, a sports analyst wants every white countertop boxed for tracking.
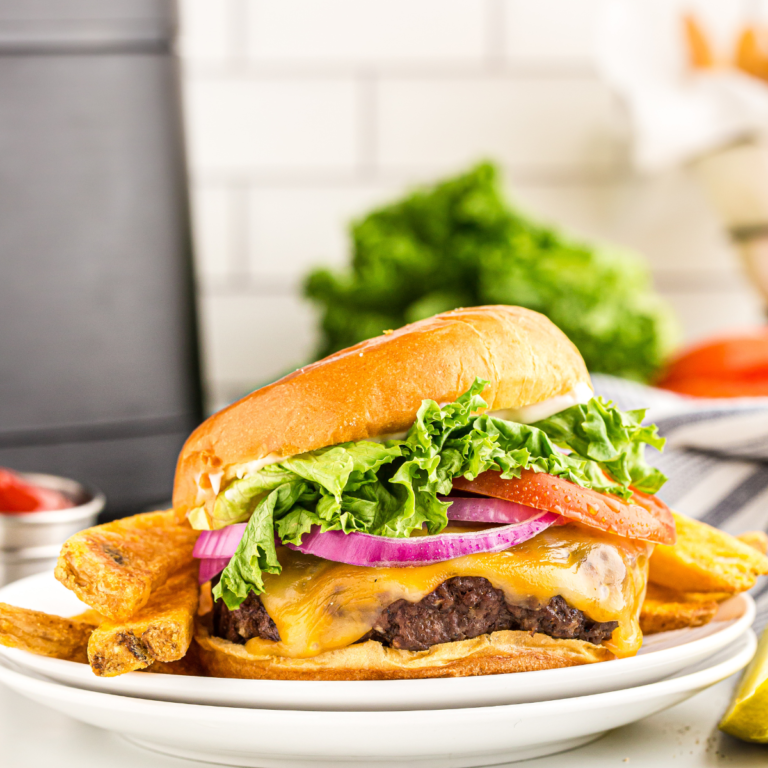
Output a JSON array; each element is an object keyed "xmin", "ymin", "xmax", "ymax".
[{"xmin": 1, "ymin": 675, "xmax": 766, "ymax": 767}]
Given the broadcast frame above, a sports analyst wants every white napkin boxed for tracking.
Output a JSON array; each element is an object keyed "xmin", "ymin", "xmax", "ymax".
[{"xmin": 596, "ymin": 0, "xmax": 768, "ymax": 172}]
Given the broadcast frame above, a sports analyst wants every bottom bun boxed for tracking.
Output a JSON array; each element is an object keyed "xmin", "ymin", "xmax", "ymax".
[{"xmin": 195, "ymin": 625, "xmax": 615, "ymax": 681}]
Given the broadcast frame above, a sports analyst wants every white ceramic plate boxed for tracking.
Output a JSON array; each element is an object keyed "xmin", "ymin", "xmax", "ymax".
[
  {"xmin": 0, "ymin": 630, "xmax": 756, "ymax": 768},
  {"xmin": 0, "ymin": 572, "xmax": 755, "ymax": 711}
]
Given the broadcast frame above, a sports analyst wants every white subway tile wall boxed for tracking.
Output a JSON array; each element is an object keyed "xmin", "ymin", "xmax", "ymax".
[
  {"xmin": 200, "ymin": 293, "xmax": 317, "ymax": 402},
  {"xmin": 178, "ymin": 0, "xmax": 764, "ymax": 412},
  {"xmin": 376, "ymin": 77, "xmax": 623, "ymax": 172},
  {"xmin": 246, "ymin": 0, "xmax": 489, "ymax": 64},
  {"xmin": 502, "ymin": 0, "xmax": 605, "ymax": 62},
  {"xmin": 185, "ymin": 78, "xmax": 360, "ymax": 173},
  {"xmin": 246, "ymin": 183, "xmax": 401, "ymax": 281},
  {"xmin": 176, "ymin": 0, "xmax": 234, "ymax": 62}
]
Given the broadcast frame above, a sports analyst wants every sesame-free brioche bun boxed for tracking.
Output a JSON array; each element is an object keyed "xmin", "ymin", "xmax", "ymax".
[
  {"xmin": 194, "ymin": 624, "xmax": 613, "ymax": 681},
  {"xmin": 173, "ymin": 305, "xmax": 590, "ymax": 518}
]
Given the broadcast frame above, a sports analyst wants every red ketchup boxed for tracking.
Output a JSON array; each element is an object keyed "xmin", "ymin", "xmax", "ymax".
[{"xmin": 0, "ymin": 468, "xmax": 74, "ymax": 513}]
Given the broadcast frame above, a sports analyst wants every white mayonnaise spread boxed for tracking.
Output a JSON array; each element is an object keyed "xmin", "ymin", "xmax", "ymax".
[
  {"xmin": 207, "ymin": 471, "xmax": 224, "ymax": 496},
  {"xmin": 204, "ymin": 382, "xmax": 594, "ymax": 490},
  {"xmin": 486, "ymin": 381, "xmax": 593, "ymax": 424},
  {"xmin": 369, "ymin": 382, "xmax": 593, "ymax": 442},
  {"xmin": 232, "ymin": 453, "xmax": 285, "ymax": 479},
  {"xmin": 197, "ymin": 453, "xmax": 284, "ymax": 496}
]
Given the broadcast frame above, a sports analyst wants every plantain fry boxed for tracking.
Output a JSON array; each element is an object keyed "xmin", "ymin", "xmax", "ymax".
[
  {"xmin": 649, "ymin": 512, "xmax": 768, "ymax": 594},
  {"xmin": 0, "ymin": 603, "xmax": 98, "ymax": 663},
  {"xmin": 55, "ymin": 509, "xmax": 199, "ymax": 622},
  {"xmin": 738, "ymin": 530, "xmax": 768, "ymax": 556},
  {"xmin": 87, "ymin": 563, "xmax": 199, "ymax": 677},
  {"xmin": 639, "ymin": 584, "xmax": 719, "ymax": 635}
]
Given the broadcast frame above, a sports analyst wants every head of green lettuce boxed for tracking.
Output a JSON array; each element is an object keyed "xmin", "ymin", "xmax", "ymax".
[
  {"xmin": 189, "ymin": 379, "xmax": 667, "ymax": 610},
  {"xmin": 304, "ymin": 162, "xmax": 678, "ymax": 383}
]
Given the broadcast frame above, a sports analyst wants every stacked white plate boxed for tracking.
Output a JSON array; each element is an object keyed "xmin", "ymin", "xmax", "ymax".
[{"xmin": 0, "ymin": 573, "xmax": 757, "ymax": 767}]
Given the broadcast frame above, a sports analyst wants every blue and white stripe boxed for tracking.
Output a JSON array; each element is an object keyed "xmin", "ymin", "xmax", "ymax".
[{"xmin": 592, "ymin": 374, "xmax": 768, "ymax": 632}]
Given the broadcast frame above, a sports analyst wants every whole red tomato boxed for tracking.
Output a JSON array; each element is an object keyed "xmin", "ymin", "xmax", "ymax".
[{"xmin": 656, "ymin": 330, "xmax": 768, "ymax": 398}]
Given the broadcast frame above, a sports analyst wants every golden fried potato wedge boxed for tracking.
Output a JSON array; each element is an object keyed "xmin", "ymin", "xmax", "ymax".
[
  {"xmin": 143, "ymin": 640, "xmax": 203, "ymax": 676},
  {"xmin": 640, "ymin": 584, "xmax": 719, "ymax": 635},
  {"xmin": 649, "ymin": 512, "xmax": 768, "ymax": 594},
  {"xmin": 87, "ymin": 563, "xmax": 199, "ymax": 677},
  {"xmin": 738, "ymin": 531, "xmax": 768, "ymax": 556},
  {"xmin": 55, "ymin": 510, "xmax": 199, "ymax": 622},
  {"xmin": 668, "ymin": 590, "xmax": 732, "ymax": 604},
  {"xmin": 70, "ymin": 608, "xmax": 106, "ymax": 625},
  {"xmin": 0, "ymin": 603, "xmax": 98, "ymax": 663},
  {"xmin": 644, "ymin": 587, "xmax": 731, "ymax": 604}
]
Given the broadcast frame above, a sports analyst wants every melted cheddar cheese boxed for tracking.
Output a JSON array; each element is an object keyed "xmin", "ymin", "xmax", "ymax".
[{"xmin": 244, "ymin": 524, "xmax": 652, "ymax": 660}]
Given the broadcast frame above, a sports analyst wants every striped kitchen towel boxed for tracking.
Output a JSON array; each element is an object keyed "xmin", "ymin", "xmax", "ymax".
[{"xmin": 593, "ymin": 374, "xmax": 768, "ymax": 631}]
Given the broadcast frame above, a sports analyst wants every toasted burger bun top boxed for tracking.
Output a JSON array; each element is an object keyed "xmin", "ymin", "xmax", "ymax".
[{"xmin": 173, "ymin": 305, "xmax": 590, "ymax": 518}]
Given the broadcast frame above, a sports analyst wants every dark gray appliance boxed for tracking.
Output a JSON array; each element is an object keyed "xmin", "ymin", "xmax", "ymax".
[{"xmin": 0, "ymin": 0, "xmax": 203, "ymax": 519}]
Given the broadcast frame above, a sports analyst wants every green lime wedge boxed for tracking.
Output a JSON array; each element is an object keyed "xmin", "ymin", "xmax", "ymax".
[{"xmin": 720, "ymin": 625, "xmax": 768, "ymax": 742}]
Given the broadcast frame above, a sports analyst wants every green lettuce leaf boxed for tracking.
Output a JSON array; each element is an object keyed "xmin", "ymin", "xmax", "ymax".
[
  {"xmin": 531, "ymin": 399, "xmax": 667, "ymax": 495},
  {"xmin": 213, "ymin": 479, "xmax": 304, "ymax": 609},
  {"xmin": 210, "ymin": 464, "xmax": 294, "ymax": 529},
  {"xmin": 281, "ymin": 441, "xmax": 402, "ymax": 499},
  {"xmin": 210, "ymin": 377, "xmax": 667, "ymax": 608}
]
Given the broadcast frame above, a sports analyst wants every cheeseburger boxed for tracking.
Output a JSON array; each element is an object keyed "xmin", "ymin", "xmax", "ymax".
[{"xmin": 176, "ymin": 305, "xmax": 674, "ymax": 680}]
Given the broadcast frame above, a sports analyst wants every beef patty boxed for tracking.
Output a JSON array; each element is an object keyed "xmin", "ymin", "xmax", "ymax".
[
  {"xmin": 367, "ymin": 577, "xmax": 618, "ymax": 650},
  {"xmin": 212, "ymin": 587, "xmax": 280, "ymax": 644},
  {"xmin": 212, "ymin": 576, "xmax": 618, "ymax": 650}
]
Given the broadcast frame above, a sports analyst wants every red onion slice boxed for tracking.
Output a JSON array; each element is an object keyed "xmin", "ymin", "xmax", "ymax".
[
  {"xmin": 285, "ymin": 511, "xmax": 560, "ymax": 568},
  {"xmin": 194, "ymin": 524, "xmax": 247, "ymax": 584},
  {"xmin": 193, "ymin": 523, "xmax": 246, "ymax": 560},
  {"xmin": 194, "ymin": 503, "xmax": 561, "ymax": 582},
  {"xmin": 198, "ymin": 557, "xmax": 230, "ymax": 584},
  {"xmin": 440, "ymin": 495, "xmax": 551, "ymax": 525}
]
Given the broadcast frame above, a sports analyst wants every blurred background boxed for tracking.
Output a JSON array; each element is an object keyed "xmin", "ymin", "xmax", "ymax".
[
  {"xmin": 7, "ymin": 0, "xmax": 768, "ymax": 523},
  {"xmin": 179, "ymin": 0, "xmax": 768, "ymax": 407}
]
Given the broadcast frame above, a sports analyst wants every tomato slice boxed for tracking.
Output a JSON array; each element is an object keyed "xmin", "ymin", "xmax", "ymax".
[{"xmin": 453, "ymin": 469, "xmax": 676, "ymax": 545}]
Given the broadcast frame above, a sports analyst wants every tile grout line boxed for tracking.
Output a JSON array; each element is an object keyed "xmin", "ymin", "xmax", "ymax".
[
  {"xmin": 180, "ymin": 60, "xmax": 598, "ymax": 80},
  {"xmin": 356, "ymin": 73, "xmax": 379, "ymax": 181},
  {"xmin": 199, "ymin": 272, "xmax": 751, "ymax": 299},
  {"xmin": 485, "ymin": 0, "xmax": 507, "ymax": 71},
  {"xmin": 189, "ymin": 168, "xmax": 628, "ymax": 188},
  {"xmin": 229, "ymin": 183, "xmax": 252, "ymax": 283},
  {"xmin": 229, "ymin": 0, "xmax": 251, "ymax": 71}
]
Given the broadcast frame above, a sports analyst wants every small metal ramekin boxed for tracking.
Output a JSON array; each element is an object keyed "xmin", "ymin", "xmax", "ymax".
[
  {"xmin": 0, "ymin": 472, "xmax": 104, "ymax": 583},
  {"xmin": 0, "ymin": 545, "xmax": 62, "ymax": 586}
]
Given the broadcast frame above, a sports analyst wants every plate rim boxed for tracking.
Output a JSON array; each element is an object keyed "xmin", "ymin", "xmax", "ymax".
[{"xmin": 0, "ymin": 629, "xmax": 756, "ymax": 720}]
